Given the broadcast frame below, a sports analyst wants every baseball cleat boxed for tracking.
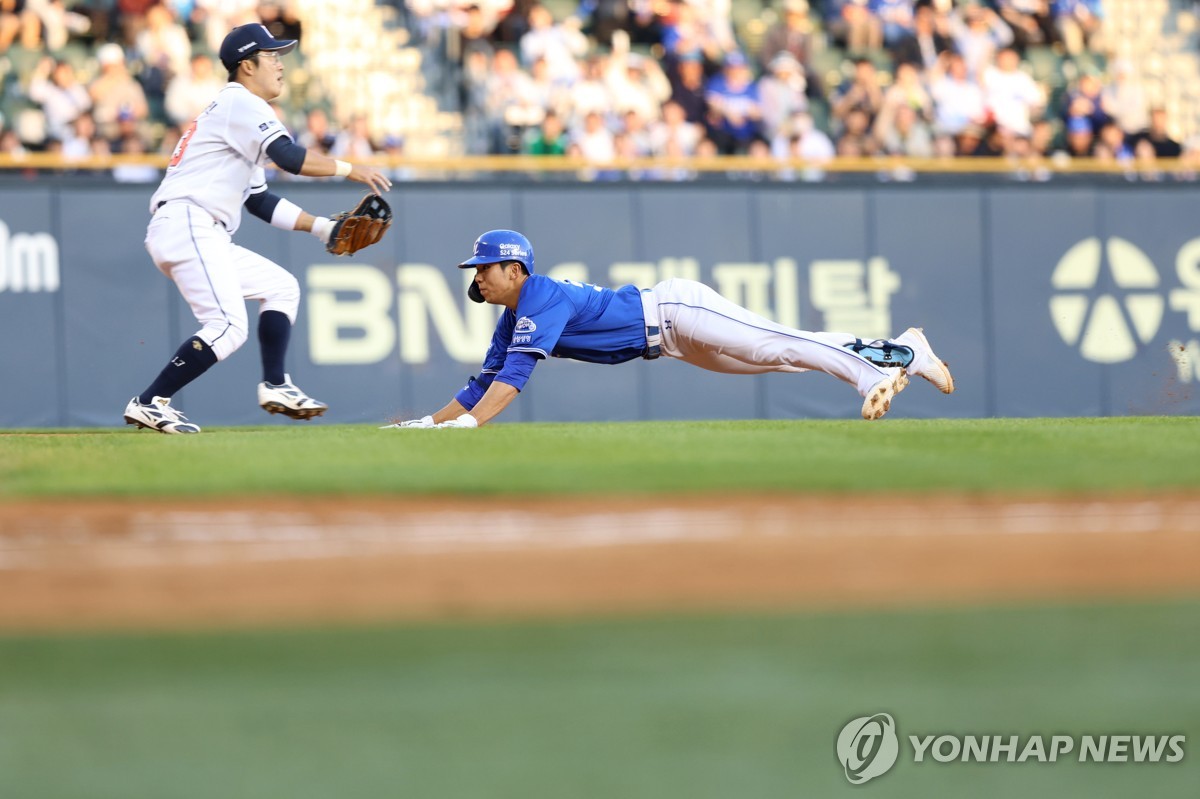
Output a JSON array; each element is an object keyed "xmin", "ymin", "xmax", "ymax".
[
  {"xmin": 257, "ymin": 375, "xmax": 328, "ymax": 420},
  {"xmin": 893, "ymin": 327, "xmax": 955, "ymax": 394},
  {"xmin": 123, "ymin": 396, "xmax": 201, "ymax": 434},
  {"xmin": 861, "ymin": 369, "xmax": 910, "ymax": 421}
]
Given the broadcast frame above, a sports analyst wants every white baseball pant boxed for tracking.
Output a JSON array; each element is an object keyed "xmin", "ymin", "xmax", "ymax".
[
  {"xmin": 144, "ymin": 202, "xmax": 299, "ymax": 361},
  {"xmin": 644, "ymin": 278, "xmax": 891, "ymax": 396}
]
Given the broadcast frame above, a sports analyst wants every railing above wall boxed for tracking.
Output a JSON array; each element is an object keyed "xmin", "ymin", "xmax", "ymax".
[{"xmin": 1, "ymin": 153, "xmax": 1198, "ymax": 183}]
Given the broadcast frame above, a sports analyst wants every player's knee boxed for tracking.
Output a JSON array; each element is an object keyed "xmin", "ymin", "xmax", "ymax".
[
  {"xmin": 203, "ymin": 314, "xmax": 249, "ymax": 361},
  {"xmin": 262, "ymin": 273, "xmax": 300, "ymax": 322}
]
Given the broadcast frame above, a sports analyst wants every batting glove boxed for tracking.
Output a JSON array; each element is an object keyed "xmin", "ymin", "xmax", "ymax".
[
  {"xmin": 379, "ymin": 415, "xmax": 434, "ymax": 429},
  {"xmin": 437, "ymin": 414, "xmax": 479, "ymax": 429}
]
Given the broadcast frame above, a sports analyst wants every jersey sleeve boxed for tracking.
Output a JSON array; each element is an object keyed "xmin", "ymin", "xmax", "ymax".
[
  {"xmin": 226, "ymin": 92, "xmax": 290, "ymax": 166},
  {"xmin": 509, "ymin": 281, "xmax": 573, "ymax": 358},
  {"xmin": 480, "ymin": 310, "xmax": 517, "ymax": 374}
]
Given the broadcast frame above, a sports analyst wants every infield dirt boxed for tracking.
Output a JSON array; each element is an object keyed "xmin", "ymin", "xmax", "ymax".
[{"xmin": 1, "ymin": 495, "xmax": 1198, "ymax": 631}]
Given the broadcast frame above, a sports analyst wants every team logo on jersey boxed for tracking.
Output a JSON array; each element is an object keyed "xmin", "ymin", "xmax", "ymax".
[
  {"xmin": 259, "ymin": 121, "xmax": 273, "ymax": 131},
  {"xmin": 514, "ymin": 317, "xmax": 537, "ymax": 333}
]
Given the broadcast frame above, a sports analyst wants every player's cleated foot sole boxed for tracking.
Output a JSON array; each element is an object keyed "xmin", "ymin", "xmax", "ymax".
[
  {"xmin": 861, "ymin": 370, "xmax": 910, "ymax": 421},
  {"xmin": 261, "ymin": 402, "xmax": 327, "ymax": 420}
]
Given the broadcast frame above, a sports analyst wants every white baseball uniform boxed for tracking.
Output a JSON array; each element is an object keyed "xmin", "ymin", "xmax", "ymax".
[{"xmin": 145, "ymin": 82, "xmax": 299, "ymax": 361}]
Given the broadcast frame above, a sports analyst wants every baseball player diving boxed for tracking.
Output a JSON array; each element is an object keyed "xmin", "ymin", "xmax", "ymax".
[
  {"xmin": 123, "ymin": 23, "xmax": 392, "ymax": 434},
  {"xmin": 384, "ymin": 229, "xmax": 955, "ymax": 429}
]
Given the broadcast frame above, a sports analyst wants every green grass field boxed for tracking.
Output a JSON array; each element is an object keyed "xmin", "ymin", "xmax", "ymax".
[
  {"xmin": 2, "ymin": 417, "xmax": 1198, "ymax": 497},
  {"xmin": 1, "ymin": 601, "xmax": 1197, "ymax": 799},
  {"xmin": 2, "ymin": 417, "xmax": 1197, "ymax": 797}
]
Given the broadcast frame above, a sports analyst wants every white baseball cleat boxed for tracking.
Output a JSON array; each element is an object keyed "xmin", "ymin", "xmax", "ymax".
[
  {"xmin": 893, "ymin": 327, "xmax": 955, "ymax": 394},
  {"xmin": 123, "ymin": 396, "xmax": 201, "ymax": 434},
  {"xmin": 258, "ymin": 375, "xmax": 328, "ymax": 420},
  {"xmin": 861, "ymin": 369, "xmax": 910, "ymax": 421}
]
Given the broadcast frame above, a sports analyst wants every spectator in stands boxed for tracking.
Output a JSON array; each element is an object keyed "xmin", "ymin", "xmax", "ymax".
[
  {"xmin": 526, "ymin": 54, "xmax": 568, "ymax": 121},
  {"xmin": 878, "ymin": 103, "xmax": 935, "ymax": 156},
  {"xmin": 608, "ymin": 51, "xmax": 671, "ymax": 122},
  {"xmin": 667, "ymin": 49, "xmax": 708, "ymax": 126},
  {"xmin": 1063, "ymin": 115, "xmax": 1093, "ymax": 157},
  {"xmin": 519, "ymin": 2, "xmax": 586, "ymax": 84},
  {"xmin": 758, "ymin": 50, "xmax": 808, "ymax": 142},
  {"xmin": 1061, "ymin": 72, "xmax": 1111, "ymax": 133},
  {"xmin": 460, "ymin": 48, "xmax": 493, "ymax": 152},
  {"xmin": 28, "ymin": 56, "xmax": 92, "ymax": 142},
  {"xmin": 774, "ymin": 109, "xmax": 835, "ymax": 163},
  {"xmin": 257, "ymin": 0, "xmax": 301, "ymax": 42},
  {"xmin": 880, "ymin": 61, "xmax": 933, "ymax": 125},
  {"xmin": 661, "ymin": 1, "xmax": 728, "ymax": 64},
  {"xmin": 525, "ymin": 109, "xmax": 568, "ymax": 154},
  {"xmin": 455, "ymin": 3, "xmax": 495, "ymax": 72},
  {"xmin": 165, "ymin": 53, "xmax": 223, "ymax": 125},
  {"xmin": 1, "ymin": 0, "xmax": 41, "ymax": 52},
  {"xmin": 1103, "ymin": 60, "xmax": 1148, "ymax": 135},
  {"xmin": 27, "ymin": 0, "xmax": 90, "ymax": 51},
  {"xmin": 995, "ymin": 0, "xmax": 1055, "ymax": 52},
  {"xmin": 332, "ymin": 112, "xmax": 377, "ymax": 159},
  {"xmin": 930, "ymin": 51, "xmax": 985, "ymax": 136},
  {"xmin": 297, "ymin": 107, "xmax": 335, "ymax": 154},
  {"xmin": 1093, "ymin": 120, "xmax": 1132, "ymax": 164},
  {"xmin": 137, "ymin": 2, "xmax": 191, "ymax": 80},
  {"xmin": 982, "ymin": 46, "xmax": 1043, "ymax": 137},
  {"xmin": 487, "ymin": 47, "xmax": 542, "ymax": 152},
  {"xmin": 575, "ymin": 109, "xmax": 615, "ymax": 163},
  {"xmin": 569, "ymin": 54, "xmax": 614, "ymax": 126},
  {"xmin": 648, "ymin": 99, "xmax": 702, "ymax": 156},
  {"xmin": 704, "ymin": 50, "xmax": 763, "ymax": 155},
  {"xmin": 949, "ymin": 3, "xmax": 1013, "ymax": 78},
  {"xmin": 622, "ymin": 108, "xmax": 654, "ymax": 155},
  {"xmin": 873, "ymin": 0, "xmax": 915, "ymax": 49},
  {"xmin": 116, "ymin": 0, "xmax": 161, "ymax": 45},
  {"xmin": 89, "ymin": 43, "xmax": 149, "ymax": 142},
  {"xmin": 824, "ymin": 0, "xmax": 882, "ymax": 52},
  {"xmin": 1053, "ymin": 0, "xmax": 1102, "ymax": 56},
  {"xmin": 61, "ymin": 110, "xmax": 95, "ymax": 160},
  {"xmin": 891, "ymin": 2, "xmax": 955, "ymax": 71},
  {"xmin": 1130, "ymin": 107, "xmax": 1182, "ymax": 158},
  {"xmin": 579, "ymin": 0, "xmax": 629, "ymax": 48},
  {"xmin": 831, "ymin": 57, "xmax": 884, "ymax": 135},
  {"xmin": 758, "ymin": 0, "xmax": 813, "ymax": 76},
  {"xmin": 836, "ymin": 107, "xmax": 878, "ymax": 155}
]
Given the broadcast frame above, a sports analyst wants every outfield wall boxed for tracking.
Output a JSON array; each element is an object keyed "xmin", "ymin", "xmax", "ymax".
[{"xmin": 1, "ymin": 182, "xmax": 1198, "ymax": 427}]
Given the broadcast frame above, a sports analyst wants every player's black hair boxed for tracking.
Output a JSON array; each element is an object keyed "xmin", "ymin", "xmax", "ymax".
[{"xmin": 227, "ymin": 52, "xmax": 263, "ymax": 82}]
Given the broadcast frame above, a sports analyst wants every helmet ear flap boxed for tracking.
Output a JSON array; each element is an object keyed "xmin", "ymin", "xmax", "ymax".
[{"xmin": 467, "ymin": 281, "xmax": 485, "ymax": 304}]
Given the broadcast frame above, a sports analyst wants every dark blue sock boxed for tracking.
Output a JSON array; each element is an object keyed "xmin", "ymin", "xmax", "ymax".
[
  {"xmin": 139, "ymin": 337, "xmax": 218, "ymax": 403},
  {"xmin": 258, "ymin": 310, "xmax": 291, "ymax": 385}
]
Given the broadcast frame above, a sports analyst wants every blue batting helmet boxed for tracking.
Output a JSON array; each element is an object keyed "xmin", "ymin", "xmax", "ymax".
[{"xmin": 458, "ymin": 229, "xmax": 535, "ymax": 275}]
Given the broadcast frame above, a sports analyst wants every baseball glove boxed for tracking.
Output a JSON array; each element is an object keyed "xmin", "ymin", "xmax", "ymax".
[{"xmin": 326, "ymin": 193, "xmax": 393, "ymax": 256}]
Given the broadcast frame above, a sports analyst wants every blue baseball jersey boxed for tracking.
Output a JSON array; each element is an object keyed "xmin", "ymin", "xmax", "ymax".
[{"xmin": 483, "ymin": 275, "xmax": 649, "ymax": 390}]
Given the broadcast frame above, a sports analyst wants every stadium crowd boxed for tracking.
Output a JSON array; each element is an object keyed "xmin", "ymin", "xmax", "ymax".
[{"xmin": 0, "ymin": 0, "xmax": 1197, "ymax": 180}]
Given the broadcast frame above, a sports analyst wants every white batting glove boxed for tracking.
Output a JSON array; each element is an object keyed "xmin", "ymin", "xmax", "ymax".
[
  {"xmin": 379, "ymin": 415, "xmax": 434, "ymax": 429},
  {"xmin": 437, "ymin": 414, "xmax": 479, "ymax": 429}
]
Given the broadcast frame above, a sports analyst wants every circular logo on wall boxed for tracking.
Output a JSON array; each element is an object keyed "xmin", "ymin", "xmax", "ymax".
[
  {"xmin": 836, "ymin": 712, "xmax": 899, "ymax": 785},
  {"xmin": 1049, "ymin": 237, "xmax": 1164, "ymax": 364}
]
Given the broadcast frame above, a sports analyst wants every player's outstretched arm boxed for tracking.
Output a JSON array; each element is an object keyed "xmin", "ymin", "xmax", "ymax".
[
  {"xmin": 264, "ymin": 137, "xmax": 391, "ymax": 195},
  {"xmin": 300, "ymin": 149, "xmax": 391, "ymax": 195},
  {"xmin": 440, "ymin": 381, "xmax": 518, "ymax": 428}
]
